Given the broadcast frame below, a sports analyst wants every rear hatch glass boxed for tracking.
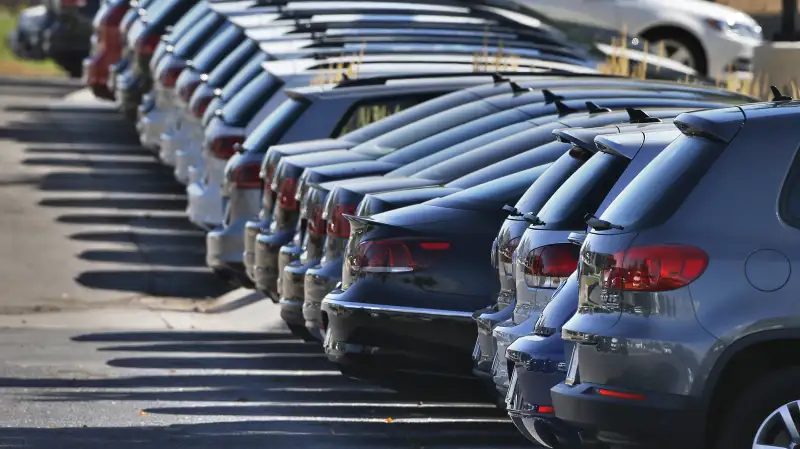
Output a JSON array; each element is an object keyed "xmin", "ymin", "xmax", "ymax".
[
  {"xmin": 598, "ymin": 134, "xmax": 726, "ymax": 231},
  {"xmin": 172, "ymin": 12, "xmax": 220, "ymax": 58},
  {"xmin": 191, "ymin": 23, "xmax": 243, "ymax": 73},
  {"xmin": 207, "ymin": 40, "xmax": 257, "ymax": 85},
  {"xmin": 221, "ymin": 71, "xmax": 282, "ymax": 126},
  {"xmin": 244, "ymin": 98, "xmax": 310, "ymax": 152},
  {"xmin": 536, "ymin": 151, "xmax": 630, "ymax": 229},
  {"xmin": 170, "ymin": 2, "xmax": 208, "ymax": 39}
]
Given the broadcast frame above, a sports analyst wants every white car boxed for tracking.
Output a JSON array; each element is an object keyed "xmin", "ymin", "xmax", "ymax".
[{"xmin": 516, "ymin": 0, "xmax": 763, "ymax": 77}]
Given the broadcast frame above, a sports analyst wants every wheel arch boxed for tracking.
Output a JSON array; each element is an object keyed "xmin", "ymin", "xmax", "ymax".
[{"xmin": 638, "ymin": 23, "xmax": 708, "ymax": 74}]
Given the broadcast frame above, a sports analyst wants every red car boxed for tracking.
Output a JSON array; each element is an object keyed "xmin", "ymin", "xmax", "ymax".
[{"xmin": 82, "ymin": 0, "xmax": 129, "ymax": 100}]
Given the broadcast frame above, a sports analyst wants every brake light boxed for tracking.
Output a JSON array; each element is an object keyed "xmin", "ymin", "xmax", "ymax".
[
  {"xmin": 158, "ymin": 65, "xmax": 184, "ymax": 88},
  {"xmin": 277, "ymin": 178, "xmax": 297, "ymax": 209},
  {"xmin": 604, "ymin": 245, "xmax": 708, "ymax": 292},
  {"xmin": 499, "ymin": 236, "xmax": 521, "ymax": 276},
  {"xmin": 233, "ymin": 162, "xmax": 261, "ymax": 189},
  {"xmin": 178, "ymin": 79, "xmax": 201, "ymax": 102},
  {"xmin": 523, "ymin": 244, "xmax": 580, "ymax": 289},
  {"xmin": 134, "ymin": 33, "xmax": 160, "ymax": 56},
  {"xmin": 208, "ymin": 135, "xmax": 244, "ymax": 159},
  {"xmin": 308, "ymin": 203, "xmax": 326, "ymax": 236},
  {"xmin": 327, "ymin": 204, "xmax": 357, "ymax": 238},
  {"xmin": 190, "ymin": 94, "xmax": 212, "ymax": 118},
  {"xmin": 537, "ymin": 406, "xmax": 554, "ymax": 413},
  {"xmin": 353, "ymin": 240, "xmax": 451, "ymax": 273},
  {"xmin": 597, "ymin": 389, "xmax": 646, "ymax": 400}
]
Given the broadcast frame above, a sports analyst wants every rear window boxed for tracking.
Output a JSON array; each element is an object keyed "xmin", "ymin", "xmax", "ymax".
[
  {"xmin": 536, "ymin": 151, "xmax": 630, "ymax": 229},
  {"xmin": 506, "ymin": 148, "xmax": 589, "ymax": 218},
  {"xmin": 599, "ymin": 134, "xmax": 725, "ymax": 231},
  {"xmin": 341, "ymin": 89, "xmax": 481, "ymax": 144},
  {"xmin": 207, "ymin": 40, "xmax": 257, "ymax": 86},
  {"xmin": 220, "ymin": 52, "xmax": 269, "ymax": 101},
  {"xmin": 334, "ymin": 94, "xmax": 438, "ymax": 137},
  {"xmin": 425, "ymin": 165, "xmax": 550, "ymax": 212},
  {"xmin": 221, "ymin": 71, "xmax": 282, "ymax": 126},
  {"xmin": 191, "ymin": 24, "xmax": 242, "ymax": 73},
  {"xmin": 349, "ymin": 100, "xmax": 498, "ymax": 158},
  {"xmin": 170, "ymin": 2, "xmax": 208, "ymax": 39},
  {"xmin": 172, "ymin": 12, "xmax": 220, "ymax": 58},
  {"xmin": 244, "ymin": 99, "xmax": 310, "ymax": 152}
]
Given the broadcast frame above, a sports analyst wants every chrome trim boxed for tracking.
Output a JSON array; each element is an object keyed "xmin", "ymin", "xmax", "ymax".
[{"xmin": 323, "ymin": 298, "xmax": 474, "ymax": 318}]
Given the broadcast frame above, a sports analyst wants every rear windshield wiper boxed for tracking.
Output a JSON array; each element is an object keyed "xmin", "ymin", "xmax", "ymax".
[
  {"xmin": 584, "ymin": 213, "xmax": 623, "ymax": 231},
  {"xmin": 523, "ymin": 212, "xmax": 545, "ymax": 226},
  {"xmin": 502, "ymin": 204, "xmax": 522, "ymax": 216}
]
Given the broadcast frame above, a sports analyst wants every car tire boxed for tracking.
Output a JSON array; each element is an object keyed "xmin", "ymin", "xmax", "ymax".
[
  {"xmin": 286, "ymin": 323, "xmax": 316, "ymax": 343},
  {"xmin": 641, "ymin": 28, "xmax": 707, "ymax": 76},
  {"xmin": 714, "ymin": 366, "xmax": 800, "ymax": 449},
  {"xmin": 51, "ymin": 53, "xmax": 84, "ymax": 78}
]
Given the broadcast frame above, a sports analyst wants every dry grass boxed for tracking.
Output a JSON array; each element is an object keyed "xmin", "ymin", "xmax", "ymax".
[{"xmin": 0, "ymin": 7, "xmax": 66, "ymax": 77}]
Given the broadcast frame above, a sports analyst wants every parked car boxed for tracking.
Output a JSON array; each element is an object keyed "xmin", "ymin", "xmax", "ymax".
[
  {"xmin": 43, "ymin": 0, "xmax": 101, "ymax": 77},
  {"xmin": 83, "ymin": 0, "xmax": 130, "ymax": 99},
  {"xmin": 7, "ymin": 5, "xmax": 50, "ymax": 62},
  {"xmin": 518, "ymin": 0, "xmax": 763, "ymax": 76},
  {"xmin": 550, "ymin": 91, "xmax": 800, "ymax": 449}
]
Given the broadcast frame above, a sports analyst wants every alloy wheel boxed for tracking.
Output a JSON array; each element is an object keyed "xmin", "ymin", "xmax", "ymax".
[
  {"xmin": 650, "ymin": 38, "xmax": 697, "ymax": 70},
  {"xmin": 754, "ymin": 401, "xmax": 800, "ymax": 449}
]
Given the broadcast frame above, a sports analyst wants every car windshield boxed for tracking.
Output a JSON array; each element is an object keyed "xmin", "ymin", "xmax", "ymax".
[
  {"xmin": 207, "ymin": 40, "xmax": 257, "ymax": 86},
  {"xmin": 600, "ymin": 134, "xmax": 725, "ymax": 231},
  {"xmin": 221, "ymin": 71, "xmax": 282, "ymax": 126},
  {"xmin": 172, "ymin": 12, "xmax": 219, "ymax": 58},
  {"xmin": 244, "ymin": 99, "xmax": 310, "ymax": 152},
  {"xmin": 536, "ymin": 150, "xmax": 630, "ymax": 229},
  {"xmin": 191, "ymin": 24, "xmax": 242, "ymax": 73}
]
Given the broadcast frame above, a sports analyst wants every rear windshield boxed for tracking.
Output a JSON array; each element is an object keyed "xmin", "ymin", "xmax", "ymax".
[
  {"xmin": 192, "ymin": 24, "xmax": 243, "ymax": 73},
  {"xmin": 172, "ymin": 12, "xmax": 220, "ymax": 58},
  {"xmin": 536, "ymin": 151, "xmax": 630, "ymax": 229},
  {"xmin": 600, "ymin": 134, "xmax": 725, "ymax": 231},
  {"xmin": 349, "ymin": 100, "xmax": 497, "ymax": 158},
  {"xmin": 507, "ymin": 148, "xmax": 589, "ymax": 218},
  {"xmin": 221, "ymin": 71, "xmax": 282, "ymax": 126},
  {"xmin": 220, "ymin": 52, "xmax": 269, "ymax": 101},
  {"xmin": 142, "ymin": 0, "xmax": 188, "ymax": 26},
  {"xmin": 334, "ymin": 94, "xmax": 439, "ymax": 137},
  {"xmin": 207, "ymin": 40, "xmax": 257, "ymax": 86},
  {"xmin": 425, "ymin": 165, "xmax": 550, "ymax": 212},
  {"xmin": 244, "ymin": 99, "xmax": 310, "ymax": 152},
  {"xmin": 170, "ymin": 2, "xmax": 208, "ymax": 39},
  {"xmin": 341, "ymin": 89, "xmax": 478, "ymax": 144}
]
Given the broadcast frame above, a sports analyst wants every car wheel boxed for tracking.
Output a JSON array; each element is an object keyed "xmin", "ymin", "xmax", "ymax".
[
  {"xmin": 51, "ymin": 53, "xmax": 84, "ymax": 78},
  {"xmin": 714, "ymin": 367, "xmax": 800, "ymax": 449},
  {"xmin": 642, "ymin": 28, "xmax": 707, "ymax": 76}
]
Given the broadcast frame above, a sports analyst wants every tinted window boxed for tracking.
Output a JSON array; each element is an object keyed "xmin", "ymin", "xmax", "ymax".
[
  {"xmin": 508, "ymin": 148, "xmax": 588, "ymax": 214},
  {"xmin": 141, "ymin": 0, "xmax": 182, "ymax": 23},
  {"xmin": 170, "ymin": 2, "xmax": 208, "ymax": 39},
  {"xmin": 601, "ymin": 134, "xmax": 725, "ymax": 231},
  {"xmin": 220, "ymin": 52, "xmax": 269, "ymax": 101},
  {"xmin": 341, "ymin": 89, "xmax": 480, "ymax": 144},
  {"xmin": 537, "ymin": 151, "xmax": 629, "ymax": 229},
  {"xmin": 349, "ymin": 100, "xmax": 498, "ymax": 158},
  {"xmin": 425, "ymin": 165, "xmax": 550, "ymax": 212},
  {"xmin": 221, "ymin": 71, "xmax": 282, "ymax": 127},
  {"xmin": 207, "ymin": 40, "xmax": 257, "ymax": 86},
  {"xmin": 334, "ymin": 94, "xmax": 437, "ymax": 137},
  {"xmin": 192, "ymin": 24, "xmax": 243, "ymax": 73},
  {"xmin": 172, "ymin": 12, "xmax": 220, "ymax": 58},
  {"xmin": 244, "ymin": 99, "xmax": 310, "ymax": 152}
]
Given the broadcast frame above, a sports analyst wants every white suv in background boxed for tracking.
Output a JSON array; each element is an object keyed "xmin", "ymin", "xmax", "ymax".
[{"xmin": 515, "ymin": 0, "xmax": 763, "ymax": 77}]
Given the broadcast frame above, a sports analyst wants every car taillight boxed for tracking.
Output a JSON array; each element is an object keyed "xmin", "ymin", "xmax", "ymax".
[
  {"xmin": 353, "ymin": 240, "xmax": 450, "ymax": 273},
  {"xmin": 208, "ymin": 135, "xmax": 244, "ymax": 160},
  {"xmin": 179, "ymin": 79, "xmax": 201, "ymax": 102},
  {"xmin": 135, "ymin": 33, "xmax": 160, "ymax": 56},
  {"xmin": 500, "ymin": 237, "xmax": 521, "ymax": 276},
  {"xmin": 99, "ymin": 3, "xmax": 128, "ymax": 28},
  {"xmin": 523, "ymin": 244, "xmax": 580, "ymax": 289},
  {"xmin": 191, "ymin": 94, "xmax": 212, "ymax": 118},
  {"xmin": 159, "ymin": 65, "xmax": 184, "ymax": 88},
  {"xmin": 277, "ymin": 178, "xmax": 297, "ymax": 209},
  {"xmin": 62, "ymin": 0, "xmax": 88, "ymax": 7},
  {"xmin": 605, "ymin": 245, "xmax": 708, "ymax": 292},
  {"xmin": 308, "ymin": 203, "xmax": 326, "ymax": 236},
  {"xmin": 233, "ymin": 162, "xmax": 261, "ymax": 189},
  {"xmin": 327, "ymin": 204, "xmax": 357, "ymax": 238}
]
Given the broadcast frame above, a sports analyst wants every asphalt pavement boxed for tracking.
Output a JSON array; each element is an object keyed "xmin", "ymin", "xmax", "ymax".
[{"xmin": 0, "ymin": 77, "xmax": 530, "ymax": 448}]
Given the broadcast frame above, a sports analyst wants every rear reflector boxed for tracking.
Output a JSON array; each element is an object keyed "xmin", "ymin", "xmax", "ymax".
[{"xmin": 597, "ymin": 389, "xmax": 646, "ymax": 400}]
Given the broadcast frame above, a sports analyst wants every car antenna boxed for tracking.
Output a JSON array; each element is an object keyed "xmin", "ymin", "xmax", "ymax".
[
  {"xmin": 586, "ymin": 101, "xmax": 611, "ymax": 114},
  {"xmin": 523, "ymin": 212, "xmax": 545, "ymax": 226},
  {"xmin": 626, "ymin": 107, "xmax": 662, "ymax": 123},
  {"xmin": 502, "ymin": 204, "xmax": 522, "ymax": 216},
  {"xmin": 542, "ymin": 89, "xmax": 565, "ymax": 104},
  {"xmin": 509, "ymin": 81, "xmax": 531, "ymax": 96},
  {"xmin": 555, "ymin": 100, "xmax": 578, "ymax": 117},
  {"xmin": 491, "ymin": 73, "xmax": 510, "ymax": 84},
  {"xmin": 771, "ymin": 85, "xmax": 793, "ymax": 102},
  {"xmin": 584, "ymin": 213, "xmax": 624, "ymax": 231}
]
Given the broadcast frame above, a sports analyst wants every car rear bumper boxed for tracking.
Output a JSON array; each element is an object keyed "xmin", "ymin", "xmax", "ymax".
[
  {"xmin": 174, "ymin": 127, "xmax": 204, "ymax": 185},
  {"xmin": 473, "ymin": 303, "xmax": 514, "ymax": 378},
  {"xmin": 138, "ymin": 107, "xmax": 168, "ymax": 151},
  {"xmin": 253, "ymin": 228, "xmax": 295, "ymax": 296},
  {"xmin": 321, "ymin": 293, "xmax": 477, "ymax": 378},
  {"xmin": 303, "ymin": 258, "xmax": 342, "ymax": 332},
  {"xmin": 243, "ymin": 219, "xmax": 270, "ymax": 281},
  {"xmin": 551, "ymin": 381, "xmax": 705, "ymax": 449},
  {"xmin": 186, "ymin": 180, "xmax": 223, "ymax": 229}
]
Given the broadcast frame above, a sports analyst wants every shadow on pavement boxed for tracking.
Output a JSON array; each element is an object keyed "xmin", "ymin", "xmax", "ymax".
[{"xmin": 0, "ymin": 330, "xmax": 527, "ymax": 448}]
